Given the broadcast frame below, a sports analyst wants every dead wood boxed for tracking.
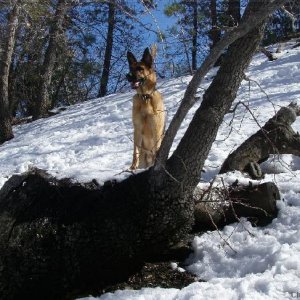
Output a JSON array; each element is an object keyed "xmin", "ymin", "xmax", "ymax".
[
  {"xmin": 220, "ymin": 103, "xmax": 300, "ymax": 178},
  {"xmin": 260, "ymin": 47, "xmax": 277, "ymax": 61},
  {"xmin": 292, "ymin": 42, "xmax": 300, "ymax": 49},
  {"xmin": 193, "ymin": 181, "xmax": 280, "ymax": 231}
]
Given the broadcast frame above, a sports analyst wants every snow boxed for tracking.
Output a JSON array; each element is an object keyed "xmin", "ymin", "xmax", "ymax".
[{"xmin": 1, "ymin": 41, "xmax": 300, "ymax": 299}]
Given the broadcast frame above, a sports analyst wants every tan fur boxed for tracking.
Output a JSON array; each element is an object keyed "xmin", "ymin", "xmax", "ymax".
[{"xmin": 127, "ymin": 49, "xmax": 165, "ymax": 170}]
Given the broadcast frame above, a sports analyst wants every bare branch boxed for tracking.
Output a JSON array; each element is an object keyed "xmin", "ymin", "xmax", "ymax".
[{"xmin": 281, "ymin": 6, "xmax": 297, "ymax": 22}]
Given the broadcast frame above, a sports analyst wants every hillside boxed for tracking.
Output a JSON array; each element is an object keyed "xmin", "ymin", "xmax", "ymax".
[{"xmin": 1, "ymin": 40, "xmax": 300, "ymax": 299}]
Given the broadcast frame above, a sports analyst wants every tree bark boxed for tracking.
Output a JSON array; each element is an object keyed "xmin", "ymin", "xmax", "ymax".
[
  {"xmin": 228, "ymin": 0, "xmax": 241, "ymax": 26},
  {"xmin": 209, "ymin": 0, "xmax": 220, "ymax": 48},
  {"xmin": 33, "ymin": 0, "xmax": 68, "ymax": 120},
  {"xmin": 98, "ymin": 1, "xmax": 116, "ymax": 97},
  {"xmin": 0, "ymin": 168, "xmax": 194, "ymax": 300},
  {"xmin": 191, "ymin": 0, "xmax": 198, "ymax": 71},
  {"xmin": 220, "ymin": 103, "xmax": 300, "ymax": 178},
  {"xmin": 163, "ymin": 6, "xmax": 268, "ymax": 189},
  {"xmin": 0, "ymin": 1, "xmax": 20, "ymax": 144}
]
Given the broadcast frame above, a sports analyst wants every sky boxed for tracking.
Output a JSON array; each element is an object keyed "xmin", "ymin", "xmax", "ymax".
[
  {"xmin": 138, "ymin": 0, "xmax": 211, "ymax": 77},
  {"xmin": 140, "ymin": 0, "xmax": 176, "ymax": 43}
]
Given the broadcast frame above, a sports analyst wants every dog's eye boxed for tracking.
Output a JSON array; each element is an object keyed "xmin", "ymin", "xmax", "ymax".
[
  {"xmin": 126, "ymin": 72, "xmax": 134, "ymax": 82},
  {"xmin": 135, "ymin": 66, "xmax": 144, "ymax": 72}
]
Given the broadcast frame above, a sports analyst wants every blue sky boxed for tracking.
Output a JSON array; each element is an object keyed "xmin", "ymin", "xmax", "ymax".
[
  {"xmin": 140, "ymin": 0, "xmax": 176, "ymax": 42},
  {"xmin": 153, "ymin": 0, "xmax": 175, "ymax": 30}
]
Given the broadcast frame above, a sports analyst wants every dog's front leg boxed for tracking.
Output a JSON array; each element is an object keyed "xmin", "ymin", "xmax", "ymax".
[{"xmin": 130, "ymin": 128, "xmax": 142, "ymax": 170}]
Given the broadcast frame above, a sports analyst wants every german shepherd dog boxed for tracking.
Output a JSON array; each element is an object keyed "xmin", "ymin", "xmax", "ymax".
[{"xmin": 126, "ymin": 48, "xmax": 165, "ymax": 170}]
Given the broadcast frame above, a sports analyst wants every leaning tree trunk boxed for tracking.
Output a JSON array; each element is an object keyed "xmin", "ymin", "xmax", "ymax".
[
  {"xmin": 155, "ymin": 0, "xmax": 287, "ymax": 168},
  {"xmin": 162, "ymin": 7, "xmax": 267, "ymax": 190},
  {"xmin": 98, "ymin": 1, "xmax": 116, "ymax": 97},
  {"xmin": 33, "ymin": 0, "xmax": 68, "ymax": 120},
  {"xmin": 0, "ymin": 1, "xmax": 20, "ymax": 144},
  {"xmin": 220, "ymin": 103, "xmax": 300, "ymax": 178}
]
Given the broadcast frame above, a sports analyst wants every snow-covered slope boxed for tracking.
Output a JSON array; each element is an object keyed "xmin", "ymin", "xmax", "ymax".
[{"xmin": 1, "ymin": 41, "xmax": 300, "ymax": 299}]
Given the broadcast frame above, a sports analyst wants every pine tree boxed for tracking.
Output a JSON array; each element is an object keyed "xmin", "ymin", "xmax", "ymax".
[
  {"xmin": 0, "ymin": 1, "xmax": 21, "ymax": 144},
  {"xmin": 164, "ymin": 0, "xmax": 211, "ymax": 74}
]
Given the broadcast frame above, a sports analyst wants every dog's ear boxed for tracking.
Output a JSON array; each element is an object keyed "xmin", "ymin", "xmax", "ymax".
[
  {"xmin": 127, "ymin": 51, "xmax": 137, "ymax": 67},
  {"xmin": 142, "ymin": 48, "xmax": 153, "ymax": 68}
]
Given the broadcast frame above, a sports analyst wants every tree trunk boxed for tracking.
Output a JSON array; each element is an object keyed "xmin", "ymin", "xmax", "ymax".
[
  {"xmin": 155, "ymin": 0, "xmax": 288, "ymax": 168},
  {"xmin": 228, "ymin": 0, "xmax": 241, "ymax": 26},
  {"xmin": 33, "ymin": 0, "xmax": 68, "ymax": 120},
  {"xmin": 220, "ymin": 103, "xmax": 300, "ymax": 178},
  {"xmin": 98, "ymin": 1, "xmax": 116, "ymax": 97},
  {"xmin": 8, "ymin": 59, "xmax": 18, "ymax": 117},
  {"xmin": 191, "ymin": 0, "xmax": 198, "ymax": 71},
  {"xmin": 209, "ymin": 0, "xmax": 221, "ymax": 48},
  {"xmin": 163, "ymin": 6, "xmax": 267, "ymax": 189},
  {"xmin": 0, "ymin": 1, "xmax": 20, "ymax": 144}
]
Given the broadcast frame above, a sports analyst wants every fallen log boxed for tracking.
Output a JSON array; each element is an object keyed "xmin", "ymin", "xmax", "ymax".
[
  {"xmin": 193, "ymin": 181, "xmax": 280, "ymax": 231},
  {"xmin": 220, "ymin": 103, "xmax": 300, "ymax": 178},
  {"xmin": 0, "ymin": 169, "xmax": 280, "ymax": 299}
]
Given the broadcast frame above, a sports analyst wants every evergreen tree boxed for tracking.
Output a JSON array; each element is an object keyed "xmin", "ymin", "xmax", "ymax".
[
  {"xmin": 164, "ymin": 0, "xmax": 211, "ymax": 74},
  {"xmin": 0, "ymin": 0, "xmax": 21, "ymax": 144}
]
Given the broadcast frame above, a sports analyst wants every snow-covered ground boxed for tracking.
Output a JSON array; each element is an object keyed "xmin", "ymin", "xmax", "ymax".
[{"xmin": 1, "ymin": 41, "xmax": 300, "ymax": 299}]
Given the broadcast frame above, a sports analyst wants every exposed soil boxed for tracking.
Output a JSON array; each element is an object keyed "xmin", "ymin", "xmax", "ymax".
[{"xmin": 101, "ymin": 261, "xmax": 201, "ymax": 295}]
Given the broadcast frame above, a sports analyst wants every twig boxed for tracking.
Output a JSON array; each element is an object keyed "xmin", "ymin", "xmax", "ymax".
[
  {"xmin": 243, "ymin": 74, "xmax": 277, "ymax": 114},
  {"xmin": 204, "ymin": 202, "xmax": 237, "ymax": 254},
  {"xmin": 221, "ymin": 178, "xmax": 254, "ymax": 237}
]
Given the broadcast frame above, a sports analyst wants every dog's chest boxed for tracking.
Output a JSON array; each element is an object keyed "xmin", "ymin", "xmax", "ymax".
[{"xmin": 139, "ymin": 99, "xmax": 154, "ymax": 115}]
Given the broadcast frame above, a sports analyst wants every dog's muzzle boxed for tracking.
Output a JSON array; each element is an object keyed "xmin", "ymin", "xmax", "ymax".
[{"xmin": 126, "ymin": 72, "xmax": 145, "ymax": 89}]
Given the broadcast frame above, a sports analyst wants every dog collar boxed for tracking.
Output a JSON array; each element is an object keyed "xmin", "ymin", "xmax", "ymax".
[{"xmin": 140, "ymin": 94, "xmax": 152, "ymax": 101}]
